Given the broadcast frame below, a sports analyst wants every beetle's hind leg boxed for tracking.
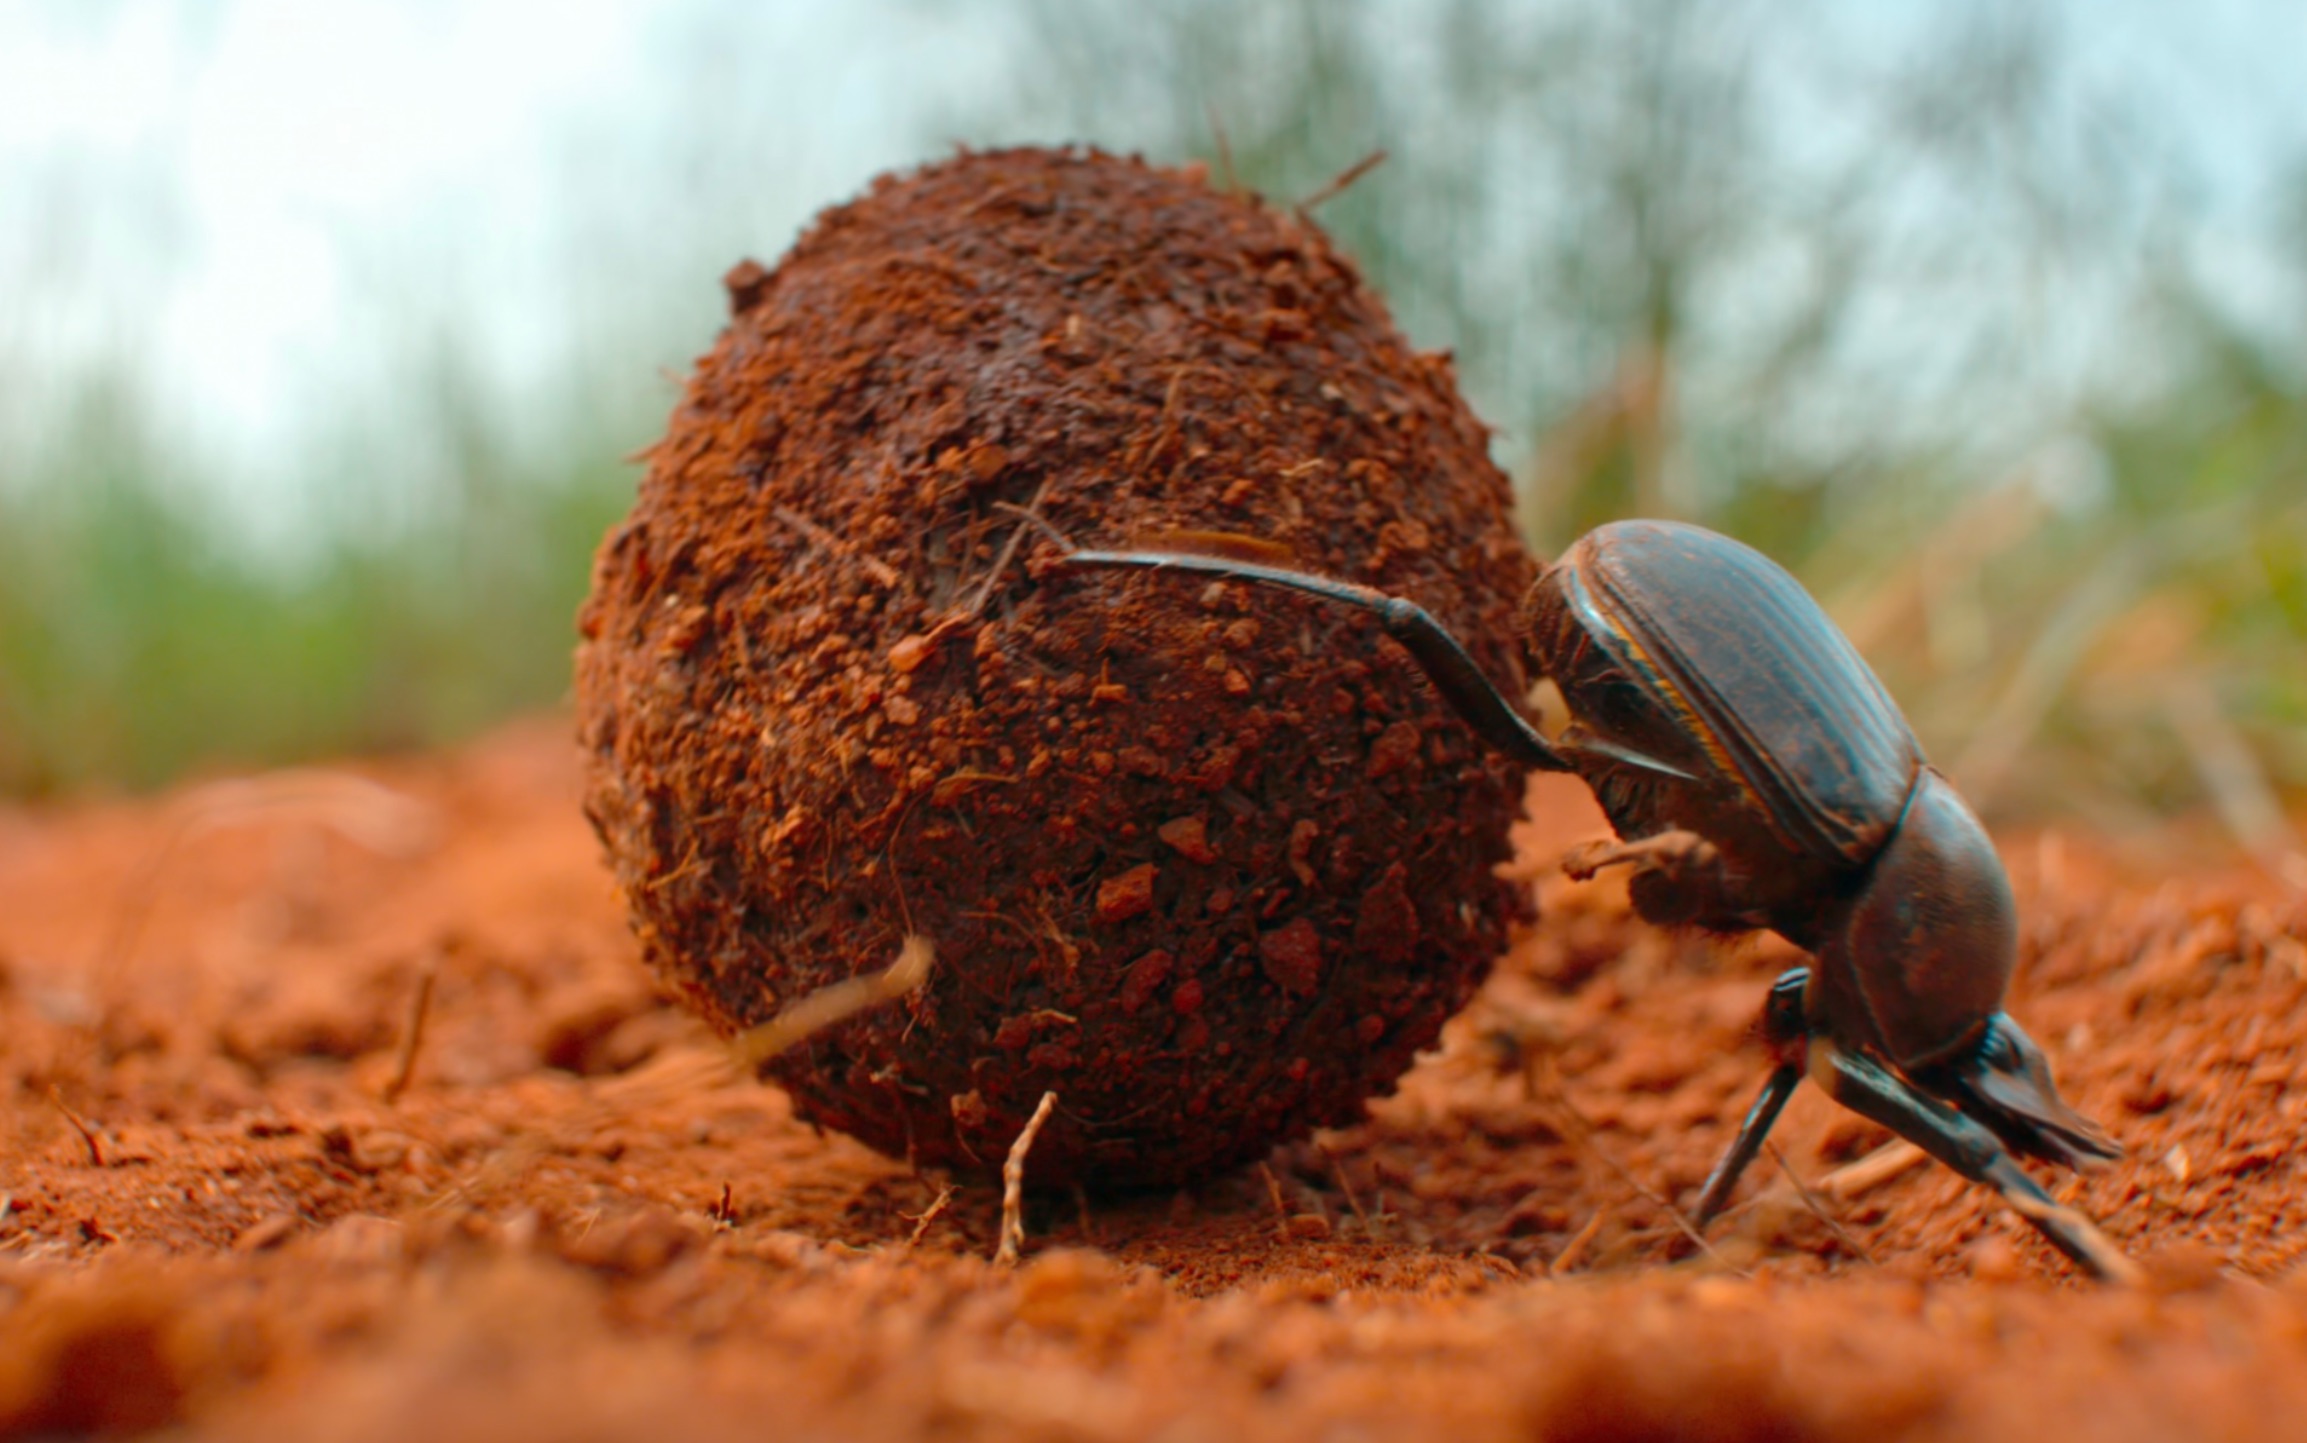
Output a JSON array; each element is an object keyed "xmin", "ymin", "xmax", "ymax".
[{"xmin": 1806, "ymin": 1035, "xmax": 2142, "ymax": 1285}]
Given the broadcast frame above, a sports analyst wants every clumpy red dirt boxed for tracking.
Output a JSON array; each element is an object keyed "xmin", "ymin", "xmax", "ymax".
[
  {"xmin": 576, "ymin": 146, "xmax": 1537, "ymax": 1187},
  {"xmin": 5, "ymin": 718, "xmax": 2307, "ymax": 1440}
]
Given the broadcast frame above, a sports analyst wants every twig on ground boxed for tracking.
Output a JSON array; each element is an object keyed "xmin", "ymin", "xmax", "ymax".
[
  {"xmin": 1316, "ymin": 1139, "xmax": 1370, "ymax": 1231},
  {"xmin": 1820, "ymin": 1140, "xmax": 1927, "ymax": 1199},
  {"xmin": 1257, "ymin": 1162, "xmax": 1293, "ymax": 1239},
  {"xmin": 383, "ymin": 959, "xmax": 438, "ymax": 1104},
  {"xmin": 1544, "ymin": 1090, "xmax": 1739, "ymax": 1273},
  {"xmin": 1766, "ymin": 1141, "xmax": 1878, "ymax": 1267},
  {"xmin": 995, "ymin": 1090, "xmax": 1058, "ymax": 1267},
  {"xmin": 731, "ymin": 935, "xmax": 935, "ymax": 1070},
  {"xmin": 902, "ymin": 1184, "xmax": 954, "ymax": 1253},
  {"xmin": 48, "ymin": 1087, "xmax": 105, "ymax": 1167},
  {"xmin": 1549, "ymin": 1211, "xmax": 1608, "ymax": 1277}
]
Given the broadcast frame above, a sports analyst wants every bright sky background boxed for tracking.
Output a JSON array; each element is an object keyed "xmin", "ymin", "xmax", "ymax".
[
  {"xmin": 5, "ymin": 0, "xmax": 2304, "ymax": 543},
  {"xmin": 1, "ymin": 1, "xmax": 1013, "ymax": 517}
]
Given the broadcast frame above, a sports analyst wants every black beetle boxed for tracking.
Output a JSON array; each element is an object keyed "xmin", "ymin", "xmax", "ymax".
[{"xmin": 1065, "ymin": 518, "xmax": 2138, "ymax": 1282}]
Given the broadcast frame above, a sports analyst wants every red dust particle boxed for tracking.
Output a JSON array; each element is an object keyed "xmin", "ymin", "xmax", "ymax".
[
  {"xmin": 1259, "ymin": 917, "xmax": 1324, "ymax": 995},
  {"xmin": 1096, "ymin": 864, "xmax": 1160, "ymax": 925}
]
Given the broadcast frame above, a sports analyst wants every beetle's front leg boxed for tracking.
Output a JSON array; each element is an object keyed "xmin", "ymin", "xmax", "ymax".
[
  {"xmin": 1562, "ymin": 829, "xmax": 1765, "ymax": 929},
  {"xmin": 1560, "ymin": 828, "xmax": 1720, "ymax": 881},
  {"xmin": 1806, "ymin": 1036, "xmax": 2142, "ymax": 1285}
]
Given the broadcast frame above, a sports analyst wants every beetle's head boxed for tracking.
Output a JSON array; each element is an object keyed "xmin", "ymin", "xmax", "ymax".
[{"xmin": 1809, "ymin": 769, "xmax": 2016, "ymax": 1070}]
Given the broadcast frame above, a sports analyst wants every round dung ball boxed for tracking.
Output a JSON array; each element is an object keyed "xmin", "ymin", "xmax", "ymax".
[{"xmin": 576, "ymin": 146, "xmax": 1539, "ymax": 1188}]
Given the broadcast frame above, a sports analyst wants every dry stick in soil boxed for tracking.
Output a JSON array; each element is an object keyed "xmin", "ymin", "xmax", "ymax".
[
  {"xmin": 1257, "ymin": 1163, "xmax": 1294, "ymax": 1240},
  {"xmin": 1544, "ymin": 1089, "xmax": 1738, "ymax": 1273},
  {"xmin": 1317, "ymin": 1138, "xmax": 1372, "ymax": 1232},
  {"xmin": 996, "ymin": 1090, "xmax": 1059, "ymax": 1267},
  {"xmin": 1766, "ymin": 1140, "xmax": 1879, "ymax": 1267},
  {"xmin": 1549, "ymin": 1212, "xmax": 1609, "ymax": 1277},
  {"xmin": 383, "ymin": 959, "xmax": 438, "ymax": 1104},
  {"xmin": 1821, "ymin": 1140, "xmax": 1927, "ymax": 1200},
  {"xmin": 731, "ymin": 935, "xmax": 936, "ymax": 1070},
  {"xmin": 903, "ymin": 1185, "xmax": 955, "ymax": 1253},
  {"xmin": 48, "ymin": 1087, "xmax": 105, "ymax": 1167}
]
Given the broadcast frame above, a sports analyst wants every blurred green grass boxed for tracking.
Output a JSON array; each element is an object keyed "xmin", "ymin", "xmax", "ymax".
[{"xmin": 0, "ymin": 370, "xmax": 641, "ymax": 796}]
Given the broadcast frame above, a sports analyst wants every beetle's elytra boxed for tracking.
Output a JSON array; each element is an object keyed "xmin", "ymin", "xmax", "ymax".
[{"xmin": 1065, "ymin": 518, "xmax": 2138, "ymax": 1283}]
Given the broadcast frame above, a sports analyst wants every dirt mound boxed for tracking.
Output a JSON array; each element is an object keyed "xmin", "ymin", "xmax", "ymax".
[
  {"xmin": 575, "ymin": 146, "xmax": 1538, "ymax": 1186},
  {"xmin": 3, "ymin": 720, "xmax": 2306, "ymax": 1440}
]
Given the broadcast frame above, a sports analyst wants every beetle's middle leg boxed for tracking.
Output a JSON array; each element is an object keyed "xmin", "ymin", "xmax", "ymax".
[
  {"xmin": 1804, "ymin": 1036, "xmax": 2142, "ymax": 1285},
  {"xmin": 1691, "ymin": 967, "xmax": 1810, "ymax": 1226}
]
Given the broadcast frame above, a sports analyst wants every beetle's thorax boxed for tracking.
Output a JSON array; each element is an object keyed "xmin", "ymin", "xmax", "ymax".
[{"xmin": 1523, "ymin": 524, "xmax": 1914, "ymax": 929}]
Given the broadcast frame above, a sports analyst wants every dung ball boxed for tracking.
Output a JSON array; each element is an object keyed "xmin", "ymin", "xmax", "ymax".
[{"xmin": 576, "ymin": 147, "xmax": 1539, "ymax": 1188}]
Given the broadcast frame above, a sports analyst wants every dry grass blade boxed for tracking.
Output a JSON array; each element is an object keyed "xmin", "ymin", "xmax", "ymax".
[
  {"xmin": 1316, "ymin": 1139, "xmax": 1370, "ymax": 1230},
  {"xmin": 1821, "ymin": 1140, "xmax": 1927, "ymax": 1199},
  {"xmin": 48, "ymin": 1087, "xmax": 105, "ymax": 1167},
  {"xmin": 731, "ymin": 935, "xmax": 935, "ymax": 1070},
  {"xmin": 774, "ymin": 504, "xmax": 901, "ymax": 587},
  {"xmin": 995, "ymin": 1090, "xmax": 1058, "ymax": 1267},
  {"xmin": 1297, "ymin": 148, "xmax": 1387, "ymax": 212},
  {"xmin": 1544, "ymin": 1089, "xmax": 1737, "ymax": 1273},
  {"xmin": 1549, "ymin": 1211, "xmax": 1608, "ymax": 1277},
  {"xmin": 965, "ymin": 476, "xmax": 1058, "ymax": 616},
  {"xmin": 1257, "ymin": 1162, "xmax": 1292, "ymax": 1239},
  {"xmin": 1766, "ymin": 1141, "xmax": 1877, "ymax": 1266},
  {"xmin": 383, "ymin": 961, "xmax": 438, "ymax": 1104},
  {"xmin": 2163, "ymin": 671, "xmax": 2302, "ymax": 869}
]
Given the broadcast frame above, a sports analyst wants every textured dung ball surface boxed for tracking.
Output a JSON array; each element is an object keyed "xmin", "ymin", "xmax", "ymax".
[{"xmin": 576, "ymin": 147, "xmax": 1539, "ymax": 1188}]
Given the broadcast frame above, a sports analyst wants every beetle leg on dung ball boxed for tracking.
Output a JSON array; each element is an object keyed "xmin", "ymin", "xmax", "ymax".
[{"xmin": 1064, "ymin": 550, "xmax": 1578, "ymax": 773}]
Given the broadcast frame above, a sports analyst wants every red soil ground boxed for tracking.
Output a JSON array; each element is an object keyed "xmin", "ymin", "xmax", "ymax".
[{"xmin": 2, "ymin": 716, "xmax": 2304, "ymax": 1441}]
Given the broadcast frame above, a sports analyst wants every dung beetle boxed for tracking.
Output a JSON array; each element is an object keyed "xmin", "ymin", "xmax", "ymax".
[{"xmin": 1065, "ymin": 519, "xmax": 2138, "ymax": 1283}]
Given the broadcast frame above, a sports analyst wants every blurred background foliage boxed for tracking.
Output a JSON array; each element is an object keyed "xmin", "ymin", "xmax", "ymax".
[{"xmin": 3, "ymin": 0, "xmax": 2302, "ymax": 866}]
